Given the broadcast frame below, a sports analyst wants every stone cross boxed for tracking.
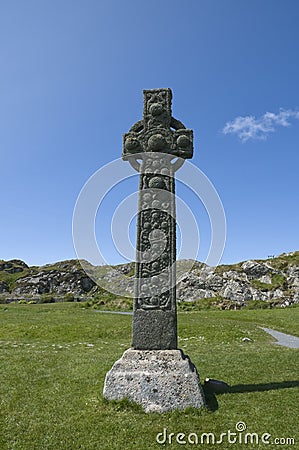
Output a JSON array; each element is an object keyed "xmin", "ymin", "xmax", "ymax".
[
  {"xmin": 123, "ymin": 88, "xmax": 193, "ymax": 350},
  {"xmin": 103, "ymin": 88, "xmax": 205, "ymax": 413}
]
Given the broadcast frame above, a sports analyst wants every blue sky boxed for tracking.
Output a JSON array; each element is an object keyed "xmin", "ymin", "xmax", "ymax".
[{"xmin": 1, "ymin": 0, "xmax": 299, "ymax": 267}]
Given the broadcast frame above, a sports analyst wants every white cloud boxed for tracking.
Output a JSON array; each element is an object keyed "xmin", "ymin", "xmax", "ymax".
[{"xmin": 222, "ymin": 109, "xmax": 299, "ymax": 142}]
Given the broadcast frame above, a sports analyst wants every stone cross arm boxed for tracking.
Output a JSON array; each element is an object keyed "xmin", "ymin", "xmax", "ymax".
[{"xmin": 123, "ymin": 88, "xmax": 193, "ymax": 163}]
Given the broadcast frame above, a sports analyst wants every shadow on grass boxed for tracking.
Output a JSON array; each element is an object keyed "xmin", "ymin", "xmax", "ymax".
[
  {"xmin": 203, "ymin": 380, "xmax": 299, "ymax": 412},
  {"xmin": 227, "ymin": 380, "xmax": 299, "ymax": 394},
  {"xmin": 202, "ymin": 384, "xmax": 219, "ymax": 412}
]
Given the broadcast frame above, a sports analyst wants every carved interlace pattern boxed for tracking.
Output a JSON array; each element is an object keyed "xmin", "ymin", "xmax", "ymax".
[
  {"xmin": 122, "ymin": 89, "xmax": 194, "ymax": 311},
  {"xmin": 135, "ymin": 154, "xmax": 176, "ymax": 310}
]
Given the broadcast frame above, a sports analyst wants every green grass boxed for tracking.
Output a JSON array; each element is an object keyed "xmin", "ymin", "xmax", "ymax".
[
  {"xmin": 214, "ymin": 262, "xmax": 243, "ymax": 275},
  {"xmin": 0, "ymin": 269, "xmax": 31, "ymax": 292},
  {"xmin": 267, "ymin": 251, "xmax": 299, "ymax": 269},
  {"xmin": 82, "ymin": 295, "xmax": 133, "ymax": 311},
  {"xmin": 214, "ymin": 251, "xmax": 299, "ymax": 274},
  {"xmin": 0, "ymin": 303, "xmax": 298, "ymax": 449},
  {"xmin": 251, "ymin": 274, "xmax": 287, "ymax": 292}
]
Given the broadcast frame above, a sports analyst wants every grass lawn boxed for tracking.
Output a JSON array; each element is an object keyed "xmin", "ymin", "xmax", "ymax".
[{"xmin": 0, "ymin": 303, "xmax": 298, "ymax": 449}]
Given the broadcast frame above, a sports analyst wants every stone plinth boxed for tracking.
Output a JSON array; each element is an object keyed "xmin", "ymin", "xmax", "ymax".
[{"xmin": 103, "ymin": 348, "xmax": 205, "ymax": 413}]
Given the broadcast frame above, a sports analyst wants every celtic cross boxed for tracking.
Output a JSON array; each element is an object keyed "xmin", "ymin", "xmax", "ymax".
[{"xmin": 122, "ymin": 88, "xmax": 193, "ymax": 349}]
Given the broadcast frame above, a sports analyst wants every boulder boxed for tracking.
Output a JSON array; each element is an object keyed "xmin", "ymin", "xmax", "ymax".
[
  {"xmin": 0, "ymin": 281, "xmax": 9, "ymax": 293},
  {"xmin": 13, "ymin": 267, "xmax": 95, "ymax": 296},
  {"xmin": 220, "ymin": 280, "xmax": 252, "ymax": 302},
  {"xmin": 258, "ymin": 275, "xmax": 272, "ymax": 284},
  {"xmin": 241, "ymin": 260, "xmax": 273, "ymax": 279}
]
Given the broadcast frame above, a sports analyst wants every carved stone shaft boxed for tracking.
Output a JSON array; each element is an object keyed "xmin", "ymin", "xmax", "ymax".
[{"xmin": 122, "ymin": 88, "xmax": 193, "ymax": 350}]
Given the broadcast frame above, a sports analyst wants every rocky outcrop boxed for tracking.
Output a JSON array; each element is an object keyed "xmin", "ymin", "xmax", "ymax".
[
  {"xmin": 0, "ymin": 252, "xmax": 298, "ymax": 305},
  {"xmin": 0, "ymin": 259, "xmax": 29, "ymax": 273},
  {"xmin": 0, "ymin": 260, "xmax": 96, "ymax": 299},
  {"xmin": 177, "ymin": 270, "xmax": 219, "ymax": 301},
  {"xmin": 241, "ymin": 260, "xmax": 273, "ymax": 278},
  {"xmin": 176, "ymin": 253, "xmax": 299, "ymax": 305},
  {"xmin": 13, "ymin": 267, "xmax": 95, "ymax": 296},
  {"xmin": 0, "ymin": 281, "xmax": 9, "ymax": 293}
]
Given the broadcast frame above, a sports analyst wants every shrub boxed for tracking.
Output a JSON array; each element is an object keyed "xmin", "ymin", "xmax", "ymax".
[
  {"xmin": 39, "ymin": 294, "xmax": 55, "ymax": 304},
  {"xmin": 63, "ymin": 293, "xmax": 75, "ymax": 302},
  {"xmin": 245, "ymin": 300, "xmax": 271, "ymax": 309}
]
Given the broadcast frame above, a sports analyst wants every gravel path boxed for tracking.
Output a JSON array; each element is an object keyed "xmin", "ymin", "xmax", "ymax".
[
  {"xmin": 260, "ymin": 327, "xmax": 299, "ymax": 349},
  {"xmin": 94, "ymin": 310, "xmax": 133, "ymax": 315}
]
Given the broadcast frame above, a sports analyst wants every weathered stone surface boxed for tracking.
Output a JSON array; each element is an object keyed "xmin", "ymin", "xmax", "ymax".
[
  {"xmin": 103, "ymin": 88, "xmax": 205, "ymax": 413},
  {"xmin": 241, "ymin": 260, "xmax": 274, "ymax": 279},
  {"xmin": 123, "ymin": 88, "xmax": 194, "ymax": 350},
  {"xmin": 222, "ymin": 270, "xmax": 246, "ymax": 281},
  {"xmin": 103, "ymin": 349, "xmax": 205, "ymax": 413},
  {"xmin": 177, "ymin": 269, "xmax": 223, "ymax": 301},
  {"xmin": 258, "ymin": 274, "xmax": 272, "ymax": 284},
  {"xmin": 0, "ymin": 281, "xmax": 9, "ymax": 293},
  {"xmin": 132, "ymin": 310, "xmax": 177, "ymax": 349},
  {"xmin": 219, "ymin": 280, "xmax": 252, "ymax": 302},
  {"xmin": 205, "ymin": 273, "xmax": 224, "ymax": 290},
  {"xmin": 12, "ymin": 265, "xmax": 95, "ymax": 296},
  {"xmin": 0, "ymin": 259, "xmax": 29, "ymax": 272},
  {"xmin": 174, "ymin": 254, "xmax": 299, "ymax": 305},
  {"xmin": 287, "ymin": 266, "xmax": 299, "ymax": 287}
]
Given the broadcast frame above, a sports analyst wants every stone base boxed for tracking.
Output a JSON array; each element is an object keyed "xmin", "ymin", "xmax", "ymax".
[{"xmin": 103, "ymin": 348, "xmax": 205, "ymax": 413}]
